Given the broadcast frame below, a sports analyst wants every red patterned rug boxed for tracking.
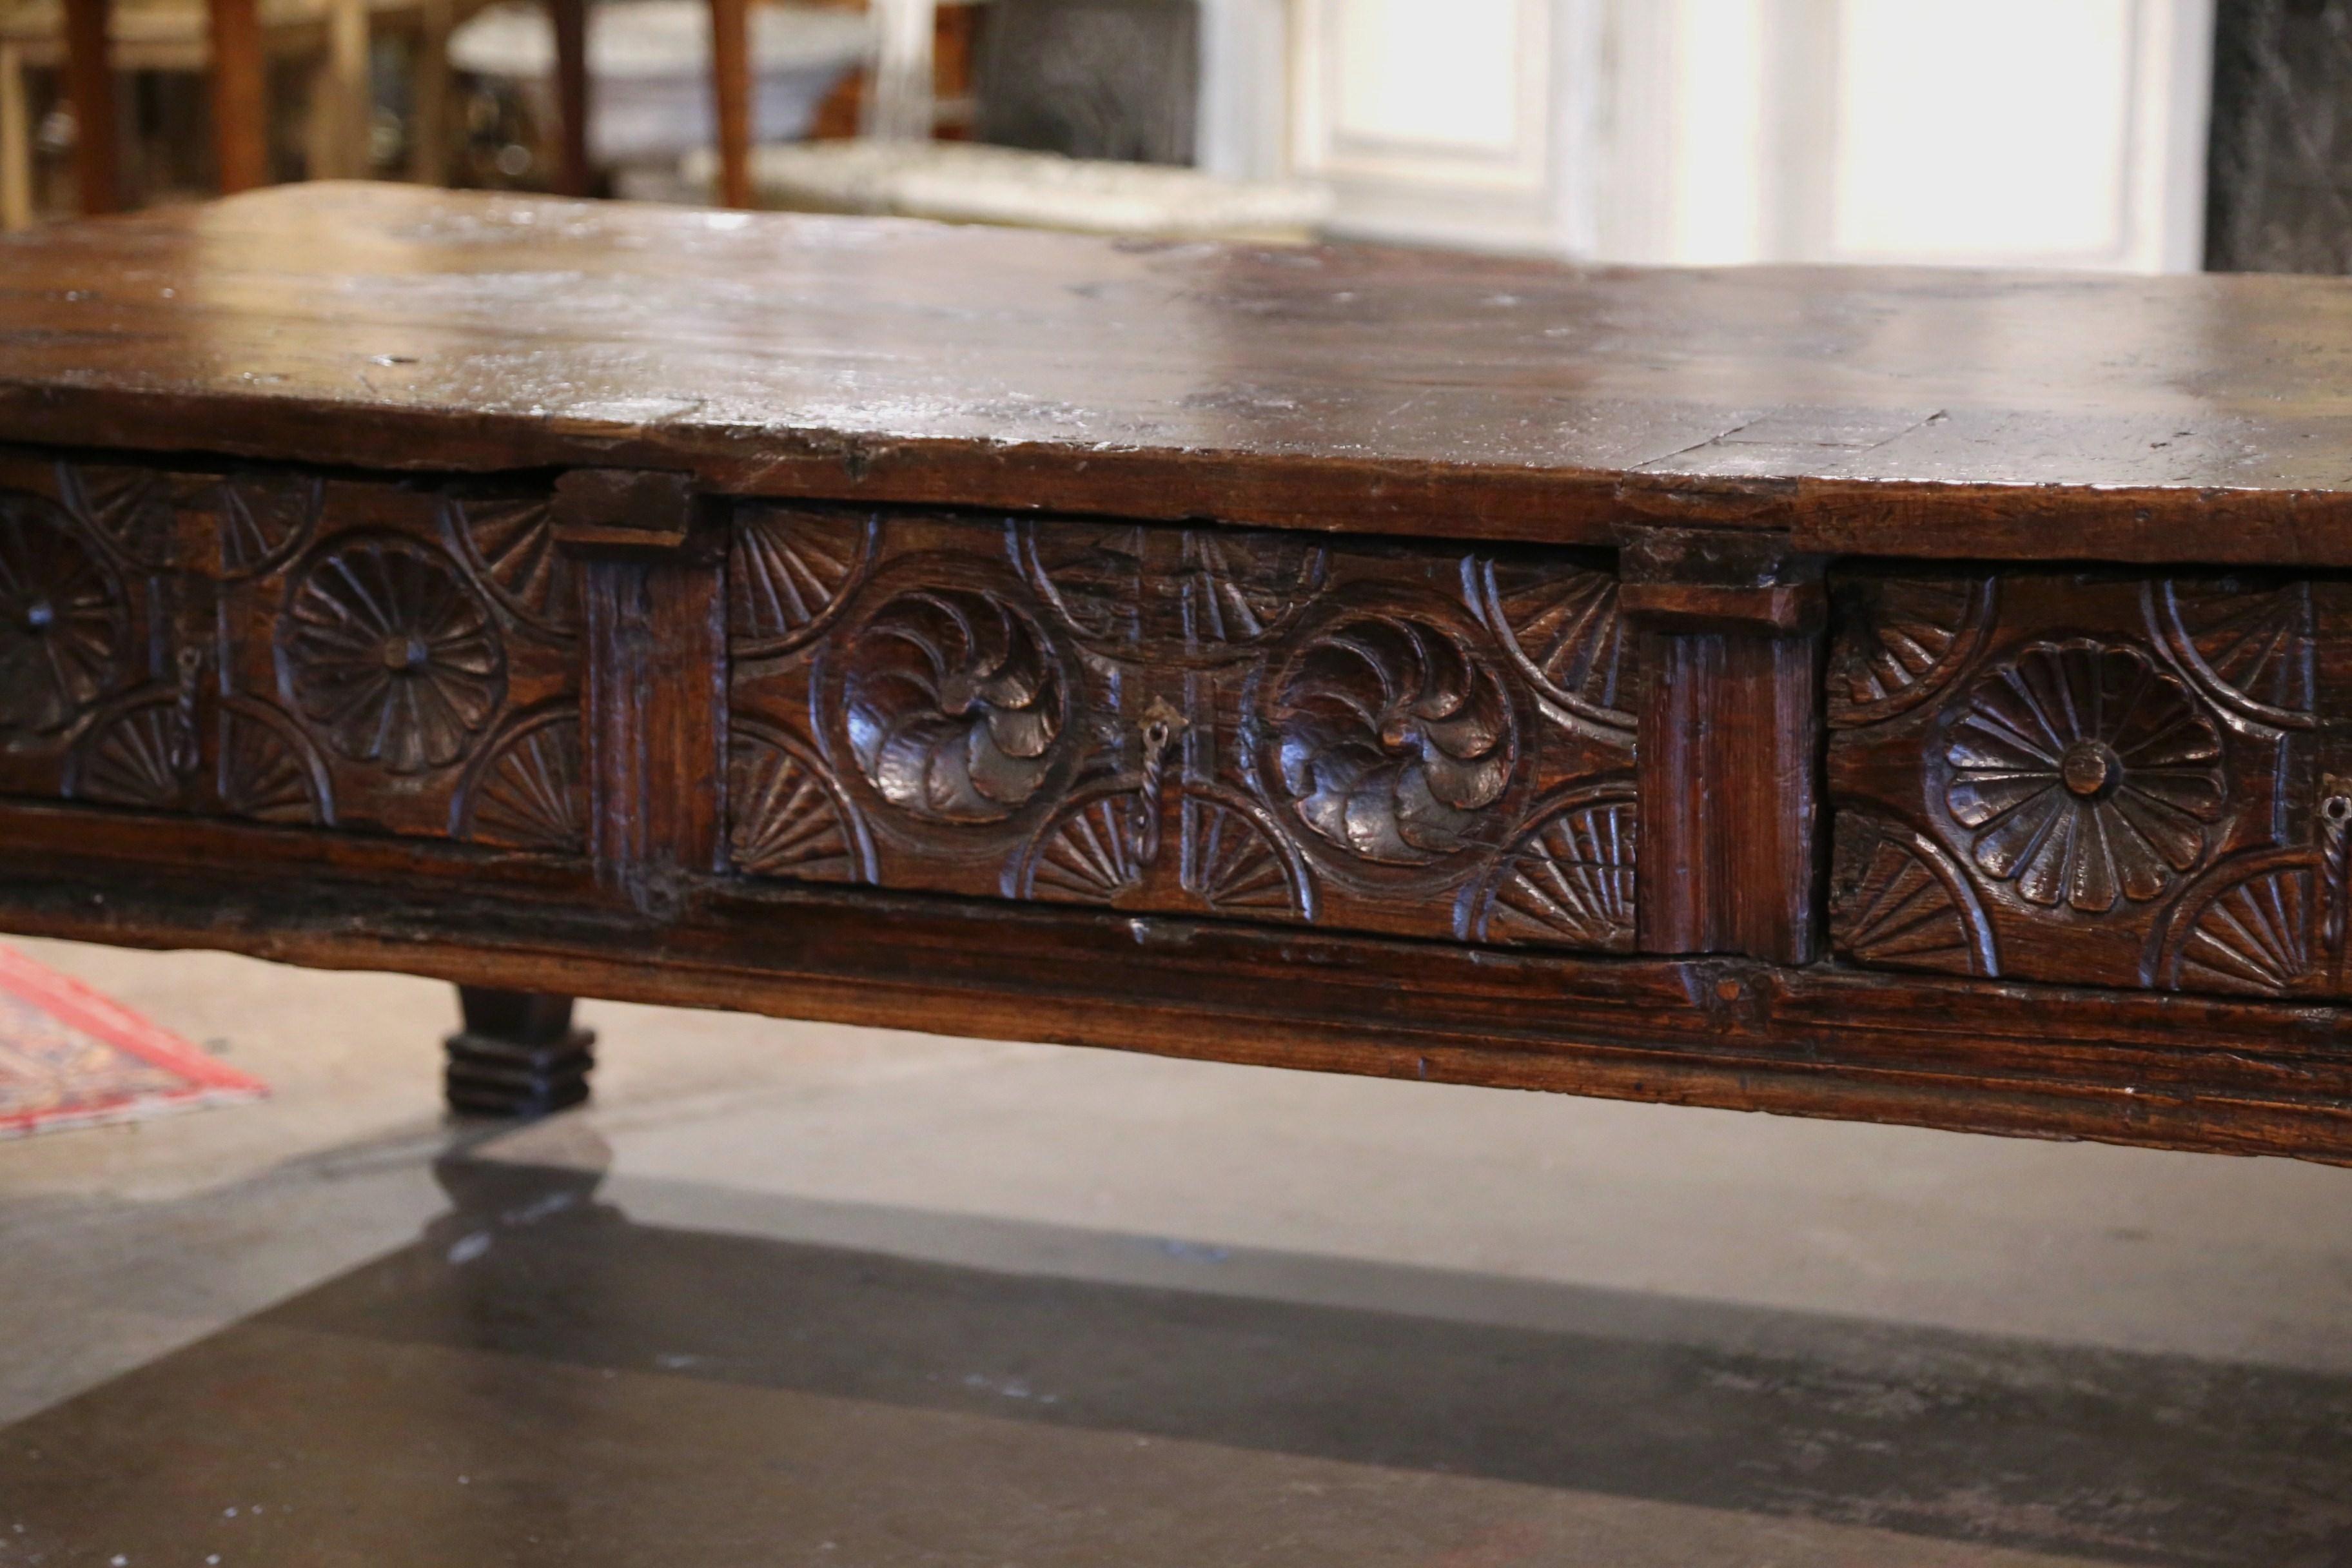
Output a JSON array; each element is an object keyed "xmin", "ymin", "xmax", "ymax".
[{"xmin": 0, "ymin": 944, "xmax": 266, "ymax": 1138}]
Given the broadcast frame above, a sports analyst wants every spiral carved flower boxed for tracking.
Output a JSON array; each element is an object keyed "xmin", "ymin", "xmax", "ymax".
[
  {"xmin": 841, "ymin": 586, "xmax": 1065, "ymax": 823},
  {"xmin": 1266, "ymin": 611, "xmax": 1516, "ymax": 865},
  {"xmin": 0, "ymin": 495, "xmax": 122, "ymax": 736},
  {"xmin": 1943, "ymin": 638, "xmax": 2224, "ymax": 913},
  {"xmin": 280, "ymin": 537, "xmax": 506, "ymax": 775}
]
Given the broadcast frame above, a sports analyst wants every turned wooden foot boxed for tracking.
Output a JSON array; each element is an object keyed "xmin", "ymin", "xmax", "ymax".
[{"xmin": 444, "ymin": 986, "xmax": 595, "ymax": 1117}]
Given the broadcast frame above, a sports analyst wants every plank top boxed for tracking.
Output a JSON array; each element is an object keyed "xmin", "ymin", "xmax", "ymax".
[{"xmin": 10, "ymin": 181, "xmax": 2352, "ymax": 562}]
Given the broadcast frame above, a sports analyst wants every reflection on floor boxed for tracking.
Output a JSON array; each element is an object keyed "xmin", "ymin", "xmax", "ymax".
[{"xmin": 1, "ymin": 940, "xmax": 2349, "ymax": 1566}]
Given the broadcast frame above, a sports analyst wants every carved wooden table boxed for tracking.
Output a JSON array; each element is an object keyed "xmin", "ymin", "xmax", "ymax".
[{"xmin": 6, "ymin": 182, "xmax": 2352, "ymax": 1156}]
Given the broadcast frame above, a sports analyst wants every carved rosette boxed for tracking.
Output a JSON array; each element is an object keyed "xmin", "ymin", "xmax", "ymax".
[
  {"xmin": 2150, "ymin": 576, "xmax": 2317, "ymax": 729},
  {"xmin": 1828, "ymin": 812, "xmax": 1997, "ymax": 977},
  {"xmin": 1942, "ymin": 638, "xmax": 2224, "ymax": 913},
  {"xmin": 840, "ymin": 585, "xmax": 1068, "ymax": 823},
  {"xmin": 1476, "ymin": 554, "xmax": 1631, "ymax": 735},
  {"xmin": 279, "ymin": 535, "xmax": 507, "ymax": 775},
  {"xmin": 0, "ymin": 493, "xmax": 124, "ymax": 736},
  {"xmin": 730, "ymin": 504, "xmax": 875, "ymax": 657},
  {"xmin": 1022, "ymin": 522, "xmax": 1328, "ymax": 663},
  {"xmin": 1466, "ymin": 789, "xmax": 1637, "ymax": 952},
  {"xmin": 456, "ymin": 708, "xmax": 586, "ymax": 852},
  {"xmin": 448, "ymin": 493, "xmax": 580, "ymax": 636},
  {"xmin": 1828, "ymin": 573, "xmax": 1995, "ymax": 727},
  {"xmin": 1259, "ymin": 607, "xmax": 1516, "ymax": 867},
  {"xmin": 728, "ymin": 723, "xmax": 871, "ymax": 883}
]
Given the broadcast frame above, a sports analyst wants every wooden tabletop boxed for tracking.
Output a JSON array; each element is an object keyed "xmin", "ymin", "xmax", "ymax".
[{"xmin": 10, "ymin": 182, "xmax": 2352, "ymax": 562}]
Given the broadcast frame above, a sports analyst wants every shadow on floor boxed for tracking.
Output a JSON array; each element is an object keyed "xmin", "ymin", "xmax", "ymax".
[{"xmin": 1, "ymin": 1144, "xmax": 2347, "ymax": 1567}]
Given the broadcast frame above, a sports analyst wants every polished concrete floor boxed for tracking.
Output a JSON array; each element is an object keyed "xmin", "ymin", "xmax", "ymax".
[{"xmin": 1, "ymin": 940, "xmax": 2349, "ymax": 1566}]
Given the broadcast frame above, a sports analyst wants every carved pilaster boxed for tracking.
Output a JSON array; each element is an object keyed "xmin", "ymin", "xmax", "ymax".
[
  {"xmin": 562, "ymin": 470, "xmax": 728, "ymax": 914},
  {"xmin": 1622, "ymin": 528, "xmax": 1827, "ymax": 965}
]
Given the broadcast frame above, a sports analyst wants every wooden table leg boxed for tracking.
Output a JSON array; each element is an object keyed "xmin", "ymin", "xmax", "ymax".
[
  {"xmin": 206, "ymin": 0, "xmax": 269, "ymax": 191},
  {"xmin": 708, "ymin": 0, "xmax": 750, "ymax": 208},
  {"xmin": 445, "ymin": 986, "xmax": 596, "ymax": 1117},
  {"xmin": 59, "ymin": 0, "xmax": 119, "ymax": 213},
  {"xmin": 549, "ymin": 0, "xmax": 590, "ymax": 195}
]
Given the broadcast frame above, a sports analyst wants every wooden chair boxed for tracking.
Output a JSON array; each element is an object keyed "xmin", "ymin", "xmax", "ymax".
[
  {"xmin": 3, "ymin": 0, "xmax": 398, "ymax": 227},
  {"xmin": 53, "ymin": 0, "xmax": 759, "ymax": 212}
]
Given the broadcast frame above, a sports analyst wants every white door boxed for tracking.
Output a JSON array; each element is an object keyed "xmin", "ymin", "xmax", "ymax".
[{"xmin": 1224, "ymin": 0, "xmax": 2213, "ymax": 270}]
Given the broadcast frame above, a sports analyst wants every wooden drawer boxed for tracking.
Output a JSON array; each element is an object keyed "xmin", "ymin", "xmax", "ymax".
[
  {"xmin": 724, "ymin": 505, "xmax": 1641, "ymax": 951},
  {"xmin": 0, "ymin": 450, "xmax": 585, "ymax": 850},
  {"xmin": 1826, "ymin": 566, "xmax": 2352, "ymax": 1000}
]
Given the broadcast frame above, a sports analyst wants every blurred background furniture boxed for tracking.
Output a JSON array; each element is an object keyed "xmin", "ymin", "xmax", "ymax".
[
  {"xmin": 681, "ymin": 0, "xmax": 1324, "ymax": 242},
  {"xmin": 14, "ymin": 0, "xmax": 2248, "ymax": 276},
  {"xmin": 2206, "ymin": 0, "xmax": 2352, "ymax": 271},
  {"xmin": 20, "ymin": 0, "xmax": 843, "ymax": 219},
  {"xmin": 5, "ymin": 0, "xmax": 353, "ymax": 217},
  {"xmin": 447, "ymin": 0, "xmax": 865, "ymax": 196},
  {"xmin": 972, "ymin": 0, "xmax": 1191, "ymax": 164},
  {"xmin": 685, "ymin": 135, "xmax": 1326, "ymax": 239},
  {"xmin": 0, "ymin": 0, "xmax": 461, "ymax": 227}
]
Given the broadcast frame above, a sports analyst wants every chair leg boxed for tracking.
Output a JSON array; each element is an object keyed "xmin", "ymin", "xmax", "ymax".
[
  {"xmin": 444, "ymin": 986, "xmax": 596, "ymax": 1118},
  {"xmin": 708, "ymin": 0, "xmax": 750, "ymax": 208},
  {"xmin": 206, "ymin": 0, "xmax": 269, "ymax": 191},
  {"xmin": 59, "ymin": 0, "xmax": 118, "ymax": 213},
  {"xmin": 1, "ymin": 43, "xmax": 34, "ymax": 229},
  {"xmin": 549, "ymin": 0, "xmax": 589, "ymax": 195},
  {"xmin": 410, "ymin": 0, "xmax": 453, "ymax": 184},
  {"xmin": 322, "ymin": 0, "xmax": 371, "ymax": 177}
]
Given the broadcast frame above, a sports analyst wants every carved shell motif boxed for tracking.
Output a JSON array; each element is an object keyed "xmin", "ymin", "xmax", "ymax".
[
  {"xmin": 1263, "ymin": 610, "xmax": 1516, "ymax": 865},
  {"xmin": 1181, "ymin": 790, "xmax": 1311, "ymax": 919},
  {"xmin": 457, "ymin": 709, "xmax": 586, "ymax": 852},
  {"xmin": 0, "ymin": 493, "xmax": 123, "ymax": 736},
  {"xmin": 730, "ymin": 505, "xmax": 874, "ymax": 657},
  {"xmin": 1828, "ymin": 573, "xmax": 1995, "ymax": 727},
  {"xmin": 729, "ymin": 724, "xmax": 870, "ymax": 882},
  {"xmin": 1943, "ymin": 639, "xmax": 2224, "ymax": 913},
  {"xmin": 1015, "ymin": 787, "xmax": 1153, "ymax": 905},
  {"xmin": 1828, "ymin": 813, "xmax": 1997, "ymax": 977},
  {"xmin": 62, "ymin": 464, "xmax": 319, "ymax": 578},
  {"xmin": 2153, "ymin": 851, "xmax": 2323, "ymax": 999},
  {"xmin": 2151, "ymin": 576, "xmax": 2317, "ymax": 729},
  {"xmin": 279, "ymin": 537, "xmax": 506, "ymax": 775},
  {"xmin": 1023, "ymin": 522, "xmax": 1328, "ymax": 662},
  {"xmin": 841, "ymin": 586, "xmax": 1066, "ymax": 823},
  {"xmin": 448, "ymin": 494, "xmax": 580, "ymax": 635},
  {"xmin": 218, "ymin": 699, "xmax": 331, "ymax": 825},
  {"xmin": 1478, "ymin": 554, "xmax": 1631, "ymax": 733},
  {"xmin": 66, "ymin": 697, "xmax": 191, "ymax": 809},
  {"xmin": 1471, "ymin": 793, "xmax": 1638, "ymax": 951}
]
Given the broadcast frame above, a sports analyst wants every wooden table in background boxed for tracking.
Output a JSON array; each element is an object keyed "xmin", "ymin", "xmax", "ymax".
[{"xmin": 4, "ymin": 182, "xmax": 2352, "ymax": 1157}]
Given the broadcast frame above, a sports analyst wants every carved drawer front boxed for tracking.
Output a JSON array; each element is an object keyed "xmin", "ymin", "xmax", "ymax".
[
  {"xmin": 724, "ymin": 505, "xmax": 1638, "ymax": 950},
  {"xmin": 1826, "ymin": 566, "xmax": 2352, "ymax": 1000},
  {"xmin": 0, "ymin": 449, "xmax": 585, "ymax": 851}
]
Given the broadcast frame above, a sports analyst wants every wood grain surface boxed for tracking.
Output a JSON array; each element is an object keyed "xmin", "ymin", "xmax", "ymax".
[{"xmin": 14, "ymin": 184, "xmax": 2352, "ymax": 561}]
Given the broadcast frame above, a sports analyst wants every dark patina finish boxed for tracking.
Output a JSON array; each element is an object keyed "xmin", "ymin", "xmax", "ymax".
[{"xmin": 8, "ymin": 184, "xmax": 2352, "ymax": 1157}]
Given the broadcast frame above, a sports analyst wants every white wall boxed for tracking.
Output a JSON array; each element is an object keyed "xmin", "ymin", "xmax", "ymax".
[{"xmin": 1213, "ymin": 0, "xmax": 2215, "ymax": 270}]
